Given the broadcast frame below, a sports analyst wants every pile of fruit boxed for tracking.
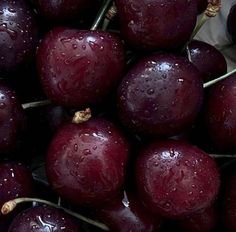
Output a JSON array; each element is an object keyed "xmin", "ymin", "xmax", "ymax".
[{"xmin": 1, "ymin": 0, "xmax": 236, "ymax": 231}]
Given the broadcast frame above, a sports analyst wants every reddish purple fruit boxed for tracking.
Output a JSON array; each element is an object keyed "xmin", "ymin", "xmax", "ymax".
[
  {"xmin": 37, "ymin": 28, "xmax": 125, "ymax": 108},
  {"xmin": 0, "ymin": 82, "xmax": 25, "ymax": 153},
  {"xmin": 187, "ymin": 40, "xmax": 227, "ymax": 82},
  {"xmin": 46, "ymin": 118, "xmax": 130, "ymax": 206},
  {"xmin": 115, "ymin": 0, "xmax": 197, "ymax": 51},
  {"xmin": 96, "ymin": 192, "xmax": 160, "ymax": 232},
  {"xmin": 179, "ymin": 206, "xmax": 218, "ymax": 232},
  {"xmin": 227, "ymin": 4, "xmax": 236, "ymax": 43},
  {"xmin": 0, "ymin": 0, "xmax": 38, "ymax": 75},
  {"xmin": 204, "ymin": 74, "xmax": 236, "ymax": 152},
  {"xmin": 117, "ymin": 54, "xmax": 203, "ymax": 137},
  {"xmin": 8, "ymin": 205, "xmax": 80, "ymax": 232},
  {"xmin": 0, "ymin": 162, "xmax": 33, "ymax": 208},
  {"xmin": 136, "ymin": 140, "xmax": 220, "ymax": 219}
]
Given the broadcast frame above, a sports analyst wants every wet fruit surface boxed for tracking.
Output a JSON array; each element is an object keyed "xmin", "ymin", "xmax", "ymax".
[
  {"xmin": 8, "ymin": 205, "xmax": 80, "ymax": 232},
  {"xmin": 115, "ymin": 0, "xmax": 197, "ymax": 51},
  {"xmin": 0, "ymin": 82, "xmax": 25, "ymax": 153},
  {"xmin": 0, "ymin": 0, "xmax": 38, "ymax": 75},
  {"xmin": 187, "ymin": 40, "xmax": 227, "ymax": 82},
  {"xmin": 136, "ymin": 140, "xmax": 220, "ymax": 219},
  {"xmin": 205, "ymin": 74, "xmax": 236, "ymax": 152},
  {"xmin": 117, "ymin": 54, "xmax": 203, "ymax": 137},
  {"xmin": 46, "ymin": 118, "xmax": 130, "ymax": 206},
  {"xmin": 37, "ymin": 28, "xmax": 125, "ymax": 108}
]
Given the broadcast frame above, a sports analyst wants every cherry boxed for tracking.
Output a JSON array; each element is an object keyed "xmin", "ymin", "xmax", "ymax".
[
  {"xmin": 187, "ymin": 40, "xmax": 227, "ymax": 82},
  {"xmin": 114, "ymin": 0, "xmax": 197, "ymax": 51},
  {"xmin": 46, "ymin": 117, "xmax": 130, "ymax": 206},
  {"xmin": 0, "ymin": 82, "xmax": 26, "ymax": 153},
  {"xmin": 136, "ymin": 140, "xmax": 220, "ymax": 219},
  {"xmin": 8, "ymin": 205, "xmax": 80, "ymax": 232},
  {"xmin": 204, "ymin": 74, "xmax": 236, "ymax": 152},
  {"xmin": 197, "ymin": 0, "xmax": 208, "ymax": 14},
  {"xmin": 32, "ymin": 0, "xmax": 102, "ymax": 26},
  {"xmin": 37, "ymin": 27, "xmax": 125, "ymax": 108},
  {"xmin": 0, "ymin": 0, "xmax": 39, "ymax": 76},
  {"xmin": 179, "ymin": 206, "xmax": 218, "ymax": 232},
  {"xmin": 227, "ymin": 4, "xmax": 236, "ymax": 43},
  {"xmin": 117, "ymin": 54, "xmax": 203, "ymax": 137},
  {"xmin": 96, "ymin": 192, "xmax": 160, "ymax": 232}
]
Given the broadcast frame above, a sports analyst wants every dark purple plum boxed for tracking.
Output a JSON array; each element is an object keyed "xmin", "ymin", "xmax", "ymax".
[
  {"xmin": 136, "ymin": 140, "xmax": 220, "ymax": 219},
  {"xmin": 46, "ymin": 118, "xmax": 130, "ymax": 206},
  {"xmin": 8, "ymin": 205, "xmax": 80, "ymax": 232},
  {"xmin": 0, "ymin": 82, "xmax": 26, "ymax": 153},
  {"xmin": 37, "ymin": 28, "xmax": 125, "ymax": 108},
  {"xmin": 114, "ymin": 0, "xmax": 197, "ymax": 51},
  {"xmin": 0, "ymin": 0, "xmax": 38, "ymax": 75},
  {"xmin": 222, "ymin": 174, "xmax": 236, "ymax": 231},
  {"xmin": 117, "ymin": 54, "xmax": 203, "ymax": 137},
  {"xmin": 179, "ymin": 206, "xmax": 218, "ymax": 232},
  {"xmin": 227, "ymin": 4, "xmax": 236, "ymax": 43},
  {"xmin": 32, "ymin": 0, "xmax": 101, "ymax": 26},
  {"xmin": 204, "ymin": 74, "xmax": 236, "ymax": 152},
  {"xmin": 96, "ymin": 192, "xmax": 160, "ymax": 232},
  {"xmin": 187, "ymin": 40, "xmax": 227, "ymax": 82},
  {"xmin": 197, "ymin": 0, "xmax": 208, "ymax": 14}
]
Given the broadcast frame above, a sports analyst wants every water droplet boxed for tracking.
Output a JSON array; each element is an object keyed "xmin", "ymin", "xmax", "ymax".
[
  {"xmin": 0, "ymin": 102, "xmax": 5, "ymax": 109},
  {"xmin": 74, "ymin": 144, "xmax": 78, "ymax": 151},
  {"xmin": 83, "ymin": 149, "xmax": 91, "ymax": 155},
  {"xmin": 147, "ymin": 88, "xmax": 155, "ymax": 95},
  {"xmin": 93, "ymin": 145, "xmax": 97, "ymax": 150}
]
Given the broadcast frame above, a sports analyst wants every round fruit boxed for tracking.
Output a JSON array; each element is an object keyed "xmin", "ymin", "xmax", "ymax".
[
  {"xmin": 37, "ymin": 28, "xmax": 125, "ymax": 108},
  {"xmin": 0, "ymin": 82, "xmax": 26, "ymax": 153},
  {"xmin": 204, "ymin": 74, "xmax": 236, "ymax": 152},
  {"xmin": 187, "ymin": 40, "xmax": 227, "ymax": 82},
  {"xmin": 0, "ymin": 162, "xmax": 33, "ymax": 208},
  {"xmin": 46, "ymin": 118, "xmax": 130, "ymax": 206},
  {"xmin": 136, "ymin": 140, "xmax": 220, "ymax": 218},
  {"xmin": 96, "ymin": 192, "xmax": 159, "ymax": 232},
  {"xmin": 114, "ymin": 0, "xmax": 197, "ymax": 51},
  {"xmin": 0, "ymin": 0, "xmax": 38, "ymax": 75},
  {"xmin": 197, "ymin": 0, "xmax": 208, "ymax": 14},
  {"xmin": 117, "ymin": 54, "xmax": 203, "ymax": 137},
  {"xmin": 8, "ymin": 205, "xmax": 80, "ymax": 232},
  {"xmin": 227, "ymin": 4, "xmax": 236, "ymax": 43}
]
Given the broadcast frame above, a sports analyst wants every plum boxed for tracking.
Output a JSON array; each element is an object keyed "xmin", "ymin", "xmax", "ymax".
[
  {"xmin": 46, "ymin": 118, "xmax": 130, "ymax": 206},
  {"xmin": 37, "ymin": 28, "xmax": 125, "ymax": 108},
  {"xmin": 117, "ymin": 54, "xmax": 203, "ymax": 137},
  {"xmin": 114, "ymin": 0, "xmax": 197, "ymax": 51},
  {"xmin": 136, "ymin": 140, "xmax": 220, "ymax": 219},
  {"xmin": 227, "ymin": 4, "xmax": 236, "ymax": 43}
]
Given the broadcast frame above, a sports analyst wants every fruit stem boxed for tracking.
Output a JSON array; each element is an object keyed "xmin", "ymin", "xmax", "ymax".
[
  {"xmin": 91, "ymin": 0, "xmax": 113, "ymax": 30},
  {"xmin": 182, "ymin": 0, "xmax": 221, "ymax": 52},
  {"xmin": 1, "ymin": 197, "xmax": 110, "ymax": 231},
  {"xmin": 204, "ymin": 68, "xmax": 236, "ymax": 88},
  {"xmin": 72, "ymin": 108, "xmax": 92, "ymax": 124},
  {"xmin": 22, "ymin": 99, "xmax": 52, "ymax": 110},
  {"xmin": 102, "ymin": 3, "xmax": 117, "ymax": 30}
]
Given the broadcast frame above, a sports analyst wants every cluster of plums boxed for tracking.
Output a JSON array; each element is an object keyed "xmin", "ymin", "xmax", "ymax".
[{"xmin": 0, "ymin": 0, "xmax": 236, "ymax": 231}]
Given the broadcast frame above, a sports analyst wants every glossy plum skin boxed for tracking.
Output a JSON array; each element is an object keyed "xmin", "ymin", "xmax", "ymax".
[
  {"xmin": 188, "ymin": 40, "xmax": 227, "ymax": 82},
  {"xmin": 222, "ymin": 174, "xmax": 236, "ymax": 231},
  {"xmin": 179, "ymin": 206, "xmax": 218, "ymax": 232},
  {"xmin": 8, "ymin": 205, "xmax": 80, "ymax": 232},
  {"xmin": 0, "ymin": 82, "xmax": 25, "ymax": 153},
  {"xmin": 0, "ymin": 0, "xmax": 38, "ymax": 75},
  {"xmin": 32, "ymin": 0, "xmax": 101, "ymax": 25},
  {"xmin": 96, "ymin": 192, "xmax": 160, "ymax": 232},
  {"xmin": 37, "ymin": 28, "xmax": 125, "ymax": 108},
  {"xmin": 115, "ymin": 0, "xmax": 197, "ymax": 51},
  {"xmin": 0, "ymin": 162, "xmax": 33, "ymax": 207},
  {"xmin": 197, "ymin": 0, "xmax": 208, "ymax": 14},
  {"xmin": 227, "ymin": 4, "xmax": 236, "ymax": 43},
  {"xmin": 46, "ymin": 118, "xmax": 130, "ymax": 206},
  {"xmin": 117, "ymin": 54, "xmax": 203, "ymax": 137},
  {"xmin": 204, "ymin": 74, "xmax": 236, "ymax": 152},
  {"xmin": 136, "ymin": 140, "xmax": 220, "ymax": 219}
]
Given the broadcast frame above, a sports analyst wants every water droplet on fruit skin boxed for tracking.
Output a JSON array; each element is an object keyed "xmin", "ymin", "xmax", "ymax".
[
  {"xmin": 83, "ymin": 149, "xmax": 91, "ymax": 156},
  {"xmin": 0, "ymin": 102, "xmax": 5, "ymax": 109}
]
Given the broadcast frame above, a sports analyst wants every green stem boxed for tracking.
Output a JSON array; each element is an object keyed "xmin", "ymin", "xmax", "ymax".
[
  {"xmin": 91, "ymin": 0, "xmax": 113, "ymax": 30},
  {"xmin": 1, "ymin": 197, "xmax": 109, "ymax": 231},
  {"xmin": 204, "ymin": 68, "xmax": 236, "ymax": 88}
]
